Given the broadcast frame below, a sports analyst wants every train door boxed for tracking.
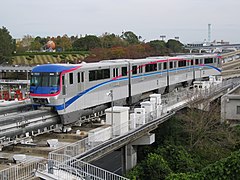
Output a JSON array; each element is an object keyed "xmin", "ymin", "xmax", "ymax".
[
  {"xmin": 77, "ymin": 71, "xmax": 85, "ymax": 92},
  {"xmin": 113, "ymin": 68, "xmax": 119, "ymax": 78},
  {"xmin": 62, "ymin": 74, "xmax": 66, "ymax": 96}
]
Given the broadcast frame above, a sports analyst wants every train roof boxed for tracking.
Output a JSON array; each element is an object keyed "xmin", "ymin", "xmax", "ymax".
[
  {"xmin": 32, "ymin": 54, "xmax": 220, "ymax": 73},
  {"xmin": 32, "ymin": 64, "xmax": 80, "ymax": 73}
]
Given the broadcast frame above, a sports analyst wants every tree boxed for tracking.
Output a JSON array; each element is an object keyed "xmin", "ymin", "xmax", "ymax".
[
  {"xmin": 155, "ymin": 145, "xmax": 196, "ymax": 173},
  {"xmin": 99, "ymin": 32, "xmax": 127, "ymax": 48},
  {"xmin": 166, "ymin": 39, "xmax": 184, "ymax": 53},
  {"xmin": 30, "ymin": 40, "xmax": 42, "ymax": 51},
  {"xmin": 21, "ymin": 35, "xmax": 34, "ymax": 51},
  {"xmin": 0, "ymin": 26, "xmax": 15, "ymax": 63},
  {"xmin": 55, "ymin": 34, "xmax": 72, "ymax": 51},
  {"xmin": 73, "ymin": 35, "xmax": 101, "ymax": 51},
  {"xmin": 121, "ymin": 31, "xmax": 141, "ymax": 45},
  {"xmin": 127, "ymin": 153, "xmax": 172, "ymax": 180},
  {"xmin": 167, "ymin": 150, "xmax": 240, "ymax": 179},
  {"xmin": 178, "ymin": 95, "xmax": 240, "ymax": 165},
  {"xmin": 141, "ymin": 153, "xmax": 172, "ymax": 180},
  {"xmin": 149, "ymin": 40, "xmax": 167, "ymax": 55}
]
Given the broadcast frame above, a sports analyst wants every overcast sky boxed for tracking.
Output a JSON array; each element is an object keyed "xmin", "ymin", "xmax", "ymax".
[{"xmin": 1, "ymin": 0, "xmax": 240, "ymax": 44}]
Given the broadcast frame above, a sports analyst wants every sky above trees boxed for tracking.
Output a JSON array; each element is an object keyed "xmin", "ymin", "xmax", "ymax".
[{"xmin": 1, "ymin": 0, "xmax": 240, "ymax": 43}]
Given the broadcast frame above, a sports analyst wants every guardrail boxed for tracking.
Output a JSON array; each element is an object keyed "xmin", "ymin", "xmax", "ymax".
[
  {"xmin": 0, "ymin": 159, "xmax": 44, "ymax": 180},
  {"xmin": 37, "ymin": 157, "xmax": 129, "ymax": 180}
]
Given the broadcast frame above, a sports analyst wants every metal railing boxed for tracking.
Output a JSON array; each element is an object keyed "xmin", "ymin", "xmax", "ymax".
[
  {"xmin": 37, "ymin": 156, "xmax": 129, "ymax": 180},
  {"xmin": 0, "ymin": 159, "xmax": 44, "ymax": 180}
]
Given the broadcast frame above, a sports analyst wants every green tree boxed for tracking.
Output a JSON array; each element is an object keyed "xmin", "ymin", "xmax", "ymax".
[
  {"xmin": 149, "ymin": 40, "xmax": 167, "ymax": 55},
  {"xmin": 167, "ymin": 150, "xmax": 240, "ymax": 180},
  {"xmin": 143, "ymin": 153, "xmax": 172, "ymax": 180},
  {"xmin": 55, "ymin": 34, "xmax": 72, "ymax": 51},
  {"xmin": 127, "ymin": 153, "xmax": 172, "ymax": 180},
  {"xmin": 99, "ymin": 32, "xmax": 127, "ymax": 48},
  {"xmin": 0, "ymin": 26, "xmax": 15, "ymax": 63},
  {"xmin": 73, "ymin": 35, "xmax": 101, "ymax": 51},
  {"xmin": 166, "ymin": 39, "xmax": 184, "ymax": 53},
  {"xmin": 155, "ymin": 145, "xmax": 196, "ymax": 173},
  {"xmin": 30, "ymin": 41, "xmax": 42, "ymax": 51},
  {"xmin": 121, "ymin": 31, "xmax": 141, "ymax": 45}
]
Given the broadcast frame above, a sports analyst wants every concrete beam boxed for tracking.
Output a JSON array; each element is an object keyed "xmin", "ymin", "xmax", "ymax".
[{"xmin": 131, "ymin": 133, "xmax": 155, "ymax": 145}]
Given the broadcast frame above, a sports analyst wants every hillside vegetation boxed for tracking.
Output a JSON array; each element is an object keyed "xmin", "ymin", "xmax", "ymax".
[
  {"xmin": 126, "ymin": 101, "xmax": 240, "ymax": 180},
  {"xmin": 12, "ymin": 53, "xmax": 86, "ymax": 65}
]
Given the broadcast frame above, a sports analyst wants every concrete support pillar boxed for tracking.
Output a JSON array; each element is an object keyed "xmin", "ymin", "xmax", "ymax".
[
  {"xmin": 126, "ymin": 144, "xmax": 137, "ymax": 171},
  {"xmin": 122, "ymin": 133, "xmax": 155, "ymax": 173},
  {"xmin": 121, "ymin": 146, "xmax": 127, "ymax": 175},
  {"xmin": 121, "ymin": 144, "xmax": 137, "ymax": 174}
]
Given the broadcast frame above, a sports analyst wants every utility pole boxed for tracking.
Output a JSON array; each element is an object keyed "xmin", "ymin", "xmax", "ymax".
[{"xmin": 107, "ymin": 90, "xmax": 114, "ymax": 136}]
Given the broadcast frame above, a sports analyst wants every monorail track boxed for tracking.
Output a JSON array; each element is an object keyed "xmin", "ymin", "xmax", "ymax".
[
  {"xmin": 0, "ymin": 103, "xmax": 33, "ymax": 117},
  {"xmin": 0, "ymin": 108, "xmax": 60, "ymax": 149}
]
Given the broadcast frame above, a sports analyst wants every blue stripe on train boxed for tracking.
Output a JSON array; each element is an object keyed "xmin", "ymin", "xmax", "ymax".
[{"xmin": 54, "ymin": 65, "xmax": 221, "ymax": 110}]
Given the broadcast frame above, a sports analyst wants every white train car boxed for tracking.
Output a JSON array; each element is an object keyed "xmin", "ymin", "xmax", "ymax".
[{"xmin": 30, "ymin": 54, "xmax": 222, "ymax": 124}]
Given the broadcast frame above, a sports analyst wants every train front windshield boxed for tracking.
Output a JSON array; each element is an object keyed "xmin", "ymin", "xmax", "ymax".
[{"xmin": 31, "ymin": 72, "xmax": 60, "ymax": 87}]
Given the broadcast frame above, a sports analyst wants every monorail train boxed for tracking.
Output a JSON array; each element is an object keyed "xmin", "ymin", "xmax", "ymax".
[{"xmin": 30, "ymin": 54, "xmax": 222, "ymax": 125}]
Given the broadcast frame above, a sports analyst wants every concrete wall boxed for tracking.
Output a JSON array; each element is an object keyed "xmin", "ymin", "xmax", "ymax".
[{"xmin": 221, "ymin": 85, "xmax": 240, "ymax": 123}]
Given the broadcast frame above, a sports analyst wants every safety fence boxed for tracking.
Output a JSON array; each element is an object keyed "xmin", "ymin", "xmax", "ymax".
[
  {"xmin": 37, "ymin": 155, "xmax": 129, "ymax": 180},
  {"xmin": 0, "ymin": 159, "xmax": 44, "ymax": 180}
]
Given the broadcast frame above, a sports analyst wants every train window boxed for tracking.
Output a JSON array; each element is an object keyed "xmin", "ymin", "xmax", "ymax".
[
  {"xmin": 103, "ymin": 69, "xmax": 110, "ymax": 79},
  {"xmin": 62, "ymin": 75, "xmax": 65, "ymax": 85},
  {"xmin": 69, "ymin": 73, "xmax": 73, "ymax": 84},
  {"xmin": 145, "ymin": 63, "xmax": 157, "ymax": 72},
  {"xmin": 81, "ymin": 72, "xmax": 84, "ymax": 82},
  {"xmin": 195, "ymin": 59, "xmax": 199, "ymax": 65},
  {"xmin": 113, "ymin": 68, "xmax": 119, "ymax": 77},
  {"xmin": 163, "ymin": 62, "xmax": 167, "ymax": 69},
  {"xmin": 89, "ymin": 71, "xmax": 95, "ymax": 81},
  {"xmin": 139, "ymin": 66, "xmax": 143, "ymax": 73},
  {"xmin": 191, "ymin": 59, "xmax": 194, "ymax": 65},
  {"xmin": 122, "ymin": 67, "xmax": 127, "ymax": 76},
  {"xmin": 205, "ymin": 58, "xmax": 213, "ymax": 64},
  {"xmin": 62, "ymin": 75, "xmax": 66, "ymax": 95},
  {"xmin": 174, "ymin": 61, "xmax": 177, "ymax": 68},
  {"xmin": 178, "ymin": 60, "xmax": 186, "ymax": 67},
  {"xmin": 30, "ymin": 73, "xmax": 41, "ymax": 86},
  {"xmin": 42, "ymin": 75, "xmax": 48, "ymax": 86},
  {"xmin": 158, "ymin": 63, "xmax": 162, "ymax": 70},
  {"xmin": 132, "ymin": 66, "xmax": 137, "ymax": 75},
  {"xmin": 169, "ymin": 62, "xmax": 173, "ymax": 69},
  {"xmin": 77, "ymin": 72, "xmax": 80, "ymax": 83},
  {"xmin": 89, "ymin": 69, "xmax": 110, "ymax": 81}
]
